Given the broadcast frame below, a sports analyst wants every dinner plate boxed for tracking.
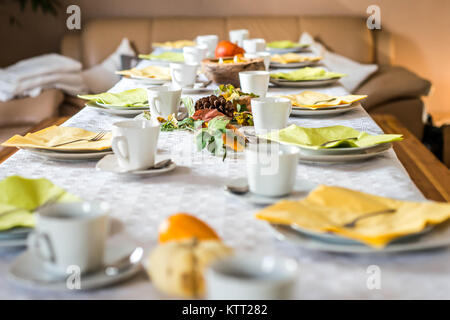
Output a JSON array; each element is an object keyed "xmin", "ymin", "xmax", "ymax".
[
  {"xmin": 267, "ymin": 46, "xmax": 309, "ymax": 54},
  {"xmin": 0, "ymin": 237, "xmax": 27, "ymax": 249},
  {"xmin": 130, "ymin": 75, "xmax": 169, "ymax": 86},
  {"xmin": 270, "ymin": 61, "xmax": 318, "ymax": 69},
  {"xmin": 269, "ymin": 223, "xmax": 449, "ymax": 254},
  {"xmin": 291, "ymin": 103, "xmax": 359, "ymax": 116},
  {"xmin": 96, "ymin": 102, "xmax": 148, "ymax": 111},
  {"xmin": 298, "ymin": 142, "xmax": 392, "ymax": 156},
  {"xmin": 8, "ymin": 235, "xmax": 142, "ymax": 291},
  {"xmin": 225, "ymin": 178, "xmax": 317, "ymax": 206},
  {"xmin": 0, "ymin": 227, "xmax": 31, "ymax": 240},
  {"xmin": 270, "ymin": 77, "xmax": 340, "ymax": 88},
  {"xmin": 96, "ymin": 154, "xmax": 177, "ymax": 176},
  {"xmin": 86, "ymin": 103, "xmax": 145, "ymax": 117},
  {"xmin": 24, "ymin": 148, "xmax": 113, "ymax": 161}
]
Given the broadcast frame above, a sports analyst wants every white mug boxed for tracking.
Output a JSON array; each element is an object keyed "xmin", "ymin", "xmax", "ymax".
[
  {"xmin": 243, "ymin": 38, "xmax": 266, "ymax": 54},
  {"xmin": 229, "ymin": 29, "xmax": 249, "ymax": 47},
  {"xmin": 245, "ymin": 143, "xmax": 300, "ymax": 197},
  {"xmin": 170, "ymin": 62, "xmax": 198, "ymax": 89},
  {"xmin": 206, "ymin": 254, "xmax": 299, "ymax": 300},
  {"xmin": 111, "ymin": 120, "xmax": 160, "ymax": 171},
  {"xmin": 196, "ymin": 35, "xmax": 219, "ymax": 58},
  {"xmin": 147, "ymin": 86, "xmax": 181, "ymax": 118},
  {"xmin": 239, "ymin": 71, "xmax": 270, "ymax": 98},
  {"xmin": 183, "ymin": 45, "xmax": 208, "ymax": 65},
  {"xmin": 244, "ymin": 52, "xmax": 271, "ymax": 71},
  {"xmin": 28, "ymin": 202, "xmax": 110, "ymax": 275},
  {"xmin": 251, "ymin": 97, "xmax": 292, "ymax": 133}
]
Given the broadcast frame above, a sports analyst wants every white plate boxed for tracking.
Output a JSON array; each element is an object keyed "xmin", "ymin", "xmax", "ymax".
[
  {"xmin": 8, "ymin": 235, "xmax": 142, "ymax": 291},
  {"xmin": 270, "ymin": 223, "xmax": 449, "ymax": 254},
  {"xmin": 225, "ymin": 178, "xmax": 317, "ymax": 206},
  {"xmin": 0, "ymin": 237, "xmax": 27, "ymax": 249},
  {"xmin": 96, "ymin": 154, "xmax": 176, "ymax": 176},
  {"xmin": 270, "ymin": 61, "xmax": 318, "ymax": 69},
  {"xmin": 298, "ymin": 142, "xmax": 392, "ymax": 156},
  {"xmin": 267, "ymin": 46, "xmax": 309, "ymax": 54},
  {"xmin": 87, "ymin": 103, "xmax": 145, "ymax": 117},
  {"xmin": 182, "ymin": 87, "xmax": 214, "ymax": 94},
  {"xmin": 24, "ymin": 148, "xmax": 113, "ymax": 161},
  {"xmin": 270, "ymin": 77, "xmax": 340, "ymax": 88},
  {"xmin": 291, "ymin": 104, "xmax": 359, "ymax": 116},
  {"xmin": 0, "ymin": 227, "xmax": 31, "ymax": 240},
  {"xmin": 130, "ymin": 75, "xmax": 169, "ymax": 86},
  {"xmin": 96, "ymin": 102, "xmax": 148, "ymax": 111}
]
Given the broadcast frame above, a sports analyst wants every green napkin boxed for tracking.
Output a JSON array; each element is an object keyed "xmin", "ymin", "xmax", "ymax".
[
  {"xmin": 0, "ymin": 176, "xmax": 78, "ymax": 231},
  {"xmin": 139, "ymin": 52, "xmax": 184, "ymax": 62},
  {"xmin": 271, "ymin": 67, "xmax": 346, "ymax": 81},
  {"xmin": 267, "ymin": 41, "xmax": 308, "ymax": 49},
  {"xmin": 78, "ymin": 88, "xmax": 148, "ymax": 107},
  {"xmin": 260, "ymin": 125, "xmax": 403, "ymax": 150}
]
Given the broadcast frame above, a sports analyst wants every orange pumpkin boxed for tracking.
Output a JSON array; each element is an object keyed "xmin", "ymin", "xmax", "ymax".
[
  {"xmin": 215, "ymin": 41, "xmax": 245, "ymax": 58},
  {"xmin": 158, "ymin": 213, "xmax": 220, "ymax": 243}
]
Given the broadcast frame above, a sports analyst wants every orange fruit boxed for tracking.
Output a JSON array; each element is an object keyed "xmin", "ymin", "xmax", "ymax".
[
  {"xmin": 158, "ymin": 213, "xmax": 220, "ymax": 243},
  {"xmin": 215, "ymin": 41, "xmax": 245, "ymax": 58}
]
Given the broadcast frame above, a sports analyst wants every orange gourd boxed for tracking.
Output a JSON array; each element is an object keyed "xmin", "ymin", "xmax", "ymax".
[{"xmin": 158, "ymin": 213, "xmax": 220, "ymax": 243}]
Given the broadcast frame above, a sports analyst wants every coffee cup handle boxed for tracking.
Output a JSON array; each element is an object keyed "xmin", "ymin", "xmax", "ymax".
[
  {"xmin": 28, "ymin": 232, "xmax": 56, "ymax": 264},
  {"xmin": 111, "ymin": 136, "xmax": 129, "ymax": 164},
  {"xmin": 151, "ymin": 97, "xmax": 162, "ymax": 115},
  {"xmin": 172, "ymin": 69, "xmax": 183, "ymax": 83}
]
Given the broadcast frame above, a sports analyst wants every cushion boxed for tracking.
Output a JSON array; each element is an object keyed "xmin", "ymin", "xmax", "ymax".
[
  {"xmin": 226, "ymin": 17, "xmax": 299, "ymax": 42},
  {"xmin": 355, "ymin": 66, "xmax": 432, "ymax": 110}
]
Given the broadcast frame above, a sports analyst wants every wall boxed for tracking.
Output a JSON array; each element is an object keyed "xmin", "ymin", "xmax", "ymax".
[{"xmin": 0, "ymin": 0, "xmax": 449, "ymax": 120}]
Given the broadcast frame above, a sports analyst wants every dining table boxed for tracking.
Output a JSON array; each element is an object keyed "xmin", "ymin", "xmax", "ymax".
[{"xmin": 0, "ymin": 59, "xmax": 449, "ymax": 300}]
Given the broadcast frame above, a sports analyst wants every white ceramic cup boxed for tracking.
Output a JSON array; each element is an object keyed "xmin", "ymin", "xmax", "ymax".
[
  {"xmin": 244, "ymin": 52, "xmax": 271, "ymax": 71},
  {"xmin": 239, "ymin": 71, "xmax": 270, "ymax": 98},
  {"xmin": 147, "ymin": 86, "xmax": 181, "ymax": 118},
  {"xmin": 111, "ymin": 120, "xmax": 160, "ymax": 171},
  {"xmin": 243, "ymin": 38, "xmax": 266, "ymax": 54},
  {"xmin": 170, "ymin": 62, "xmax": 198, "ymax": 89},
  {"xmin": 183, "ymin": 45, "xmax": 208, "ymax": 65},
  {"xmin": 196, "ymin": 35, "xmax": 219, "ymax": 58},
  {"xmin": 28, "ymin": 202, "xmax": 110, "ymax": 275},
  {"xmin": 251, "ymin": 97, "xmax": 292, "ymax": 133},
  {"xmin": 229, "ymin": 29, "xmax": 249, "ymax": 47},
  {"xmin": 206, "ymin": 254, "xmax": 299, "ymax": 300},
  {"xmin": 245, "ymin": 143, "xmax": 300, "ymax": 197}
]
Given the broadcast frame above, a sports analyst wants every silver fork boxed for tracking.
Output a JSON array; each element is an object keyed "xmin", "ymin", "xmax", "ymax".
[
  {"xmin": 342, "ymin": 209, "xmax": 397, "ymax": 228},
  {"xmin": 50, "ymin": 131, "xmax": 107, "ymax": 148},
  {"xmin": 0, "ymin": 192, "xmax": 65, "ymax": 219}
]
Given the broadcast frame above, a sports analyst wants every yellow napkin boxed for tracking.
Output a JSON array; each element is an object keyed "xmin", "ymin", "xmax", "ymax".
[
  {"xmin": 116, "ymin": 65, "xmax": 171, "ymax": 80},
  {"xmin": 152, "ymin": 40, "xmax": 196, "ymax": 49},
  {"xmin": 279, "ymin": 91, "xmax": 367, "ymax": 109},
  {"xmin": 1, "ymin": 126, "xmax": 112, "ymax": 151},
  {"xmin": 0, "ymin": 176, "xmax": 78, "ymax": 231},
  {"xmin": 271, "ymin": 53, "xmax": 322, "ymax": 64},
  {"xmin": 255, "ymin": 185, "xmax": 450, "ymax": 248},
  {"xmin": 139, "ymin": 52, "xmax": 185, "ymax": 62}
]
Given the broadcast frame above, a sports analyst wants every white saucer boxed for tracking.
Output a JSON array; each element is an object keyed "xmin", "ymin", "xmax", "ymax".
[
  {"xmin": 291, "ymin": 103, "xmax": 359, "ymax": 116},
  {"xmin": 96, "ymin": 154, "xmax": 176, "ymax": 176},
  {"xmin": 8, "ymin": 235, "xmax": 142, "ymax": 291},
  {"xmin": 24, "ymin": 148, "xmax": 113, "ymax": 161},
  {"xmin": 270, "ymin": 77, "xmax": 340, "ymax": 88},
  {"xmin": 225, "ymin": 178, "xmax": 317, "ymax": 205}
]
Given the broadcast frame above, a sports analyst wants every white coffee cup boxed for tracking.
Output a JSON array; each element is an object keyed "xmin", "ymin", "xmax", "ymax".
[
  {"xmin": 206, "ymin": 254, "xmax": 299, "ymax": 300},
  {"xmin": 196, "ymin": 35, "xmax": 219, "ymax": 58},
  {"xmin": 170, "ymin": 62, "xmax": 198, "ymax": 89},
  {"xmin": 229, "ymin": 29, "xmax": 249, "ymax": 47},
  {"xmin": 111, "ymin": 120, "xmax": 160, "ymax": 171},
  {"xmin": 28, "ymin": 202, "xmax": 110, "ymax": 275},
  {"xmin": 239, "ymin": 71, "xmax": 270, "ymax": 98},
  {"xmin": 147, "ymin": 86, "xmax": 181, "ymax": 118},
  {"xmin": 245, "ymin": 143, "xmax": 300, "ymax": 197},
  {"xmin": 243, "ymin": 38, "xmax": 266, "ymax": 54},
  {"xmin": 244, "ymin": 52, "xmax": 271, "ymax": 71},
  {"xmin": 251, "ymin": 97, "xmax": 292, "ymax": 133},
  {"xmin": 183, "ymin": 45, "xmax": 208, "ymax": 65}
]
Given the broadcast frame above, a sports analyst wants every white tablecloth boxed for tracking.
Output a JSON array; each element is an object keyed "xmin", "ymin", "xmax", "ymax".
[{"xmin": 1, "ymin": 61, "xmax": 449, "ymax": 300}]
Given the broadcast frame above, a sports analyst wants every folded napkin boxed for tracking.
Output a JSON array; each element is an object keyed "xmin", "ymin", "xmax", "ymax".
[
  {"xmin": 255, "ymin": 185, "xmax": 450, "ymax": 248},
  {"xmin": 139, "ymin": 52, "xmax": 184, "ymax": 62},
  {"xmin": 152, "ymin": 40, "xmax": 196, "ymax": 49},
  {"xmin": 78, "ymin": 88, "xmax": 148, "ymax": 107},
  {"xmin": 2, "ymin": 125, "xmax": 112, "ymax": 151},
  {"xmin": 116, "ymin": 65, "xmax": 171, "ymax": 80},
  {"xmin": 0, "ymin": 176, "xmax": 78, "ymax": 231},
  {"xmin": 278, "ymin": 91, "xmax": 367, "ymax": 109},
  {"xmin": 271, "ymin": 67, "xmax": 346, "ymax": 81},
  {"xmin": 267, "ymin": 41, "xmax": 307, "ymax": 49},
  {"xmin": 271, "ymin": 53, "xmax": 322, "ymax": 64},
  {"xmin": 260, "ymin": 125, "xmax": 403, "ymax": 149}
]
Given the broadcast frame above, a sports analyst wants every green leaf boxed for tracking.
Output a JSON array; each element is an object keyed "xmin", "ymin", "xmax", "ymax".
[{"xmin": 207, "ymin": 116, "xmax": 229, "ymax": 134}]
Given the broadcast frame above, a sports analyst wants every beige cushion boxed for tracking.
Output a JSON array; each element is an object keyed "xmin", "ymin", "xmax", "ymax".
[
  {"xmin": 151, "ymin": 18, "xmax": 227, "ymax": 42},
  {"xmin": 226, "ymin": 17, "xmax": 299, "ymax": 42},
  {"xmin": 299, "ymin": 16, "xmax": 374, "ymax": 63},
  {"xmin": 0, "ymin": 89, "xmax": 63, "ymax": 127},
  {"xmin": 82, "ymin": 19, "xmax": 152, "ymax": 68},
  {"xmin": 355, "ymin": 66, "xmax": 431, "ymax": 110}
]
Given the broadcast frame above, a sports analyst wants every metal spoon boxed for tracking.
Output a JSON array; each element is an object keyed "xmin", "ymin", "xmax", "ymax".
[
  {"xmin": 151, "ymin": 159, "xmax": 173, "ymax": 170},
  {"xmin": 225, "ymin": 178, "xmax": 249, "ymax": 195},
  {"xmin": 105, "ymin": 246, "xmax": 144, "ymax": 276}
]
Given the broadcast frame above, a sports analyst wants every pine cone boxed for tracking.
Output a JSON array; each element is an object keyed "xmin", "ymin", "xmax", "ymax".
[{"xmin": 194, "ymin": 95, "xmax": 235, "ymax": 117}]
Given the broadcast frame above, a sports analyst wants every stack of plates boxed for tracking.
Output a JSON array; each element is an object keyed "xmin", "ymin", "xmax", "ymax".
[
  {"xmin": 87, "ymin": 102, "xmax": 147, "ymax": 117},
  {"xmin": 24, "ymin": 147, "xmax": 113, "ymax": 161},
  {"xmin": 129, "ymin": 75, "xmax": 169, "ymax": 86},
  {"xmin": 0, "ymin": 227, "xmax": 30, "ymax": 249},
  {"xmin": 270, "ymin": 77, "xmax": 340, "ymax": 88},
  {"xmin": 270, "ymin": 60, "xmax": 318, "ymax": 69},
  {"xmin": 267, "ymin": 46, "xmax": 309, "ymax": 54}
]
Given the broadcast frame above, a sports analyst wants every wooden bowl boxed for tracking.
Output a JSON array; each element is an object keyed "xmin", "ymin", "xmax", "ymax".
[{"xmin": 201, "ymin": 57, "xmax": 265, "ymax": 87}]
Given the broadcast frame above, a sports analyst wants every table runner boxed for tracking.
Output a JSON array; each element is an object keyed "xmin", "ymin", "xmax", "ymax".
[{"xmin": 1, "ymin": 61, "xmax": 449, "ymax": 299}]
